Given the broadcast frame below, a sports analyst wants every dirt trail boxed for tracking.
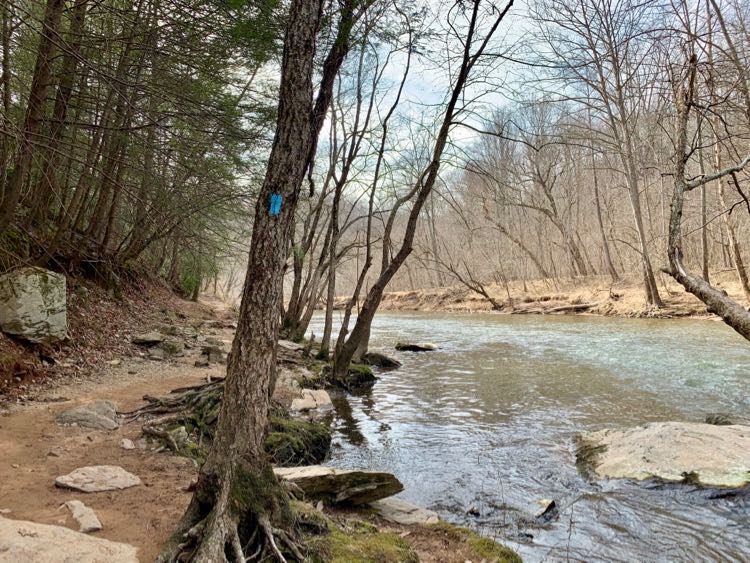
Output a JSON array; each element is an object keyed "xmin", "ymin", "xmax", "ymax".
[{"xmin": 0, "ymin": 303, "xmax": 235, "ymax": 562}]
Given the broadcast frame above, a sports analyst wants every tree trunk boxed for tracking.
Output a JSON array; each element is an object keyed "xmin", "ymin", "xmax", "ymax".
[
  {"xmin": 592, "ymin": 156, "xmax": 618, "ymax": 281},
  {"xmin": 158, "ymin": 1, "xmax": 354, "ymax": 560},
  {"xmin": 0, "ymin": 0, "xmax": 65, "ymax": 234}
]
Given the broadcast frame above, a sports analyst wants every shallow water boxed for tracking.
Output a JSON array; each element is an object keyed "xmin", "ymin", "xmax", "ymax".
[{"xmin": 307, "ymin": 312, "xmax": 750, "ymax": 562}]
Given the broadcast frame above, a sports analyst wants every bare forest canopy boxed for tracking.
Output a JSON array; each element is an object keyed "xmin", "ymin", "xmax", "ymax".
[{"xmin": 1, "ymin": 0, "xmax": 750, "ymax": 337}]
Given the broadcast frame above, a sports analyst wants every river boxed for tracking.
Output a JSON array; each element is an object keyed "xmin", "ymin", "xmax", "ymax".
[{"xmin": 307, "ymin": 312, "xmax": 750, "ymax": 562}]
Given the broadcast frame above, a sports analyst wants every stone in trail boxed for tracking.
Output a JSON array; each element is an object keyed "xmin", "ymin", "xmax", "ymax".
[
  {"xmin": 62, "ymin": 500, "xmax": 102, "ymax": 533},
  {"xmin": 369, "ymin": 497, "xmax": 439, "ymax": 525},
  {"xmin": 0, "ymin": 267, "xmax": 67, "ymax": 344},
  {"xmin": 56, "ymin": 401, "xmax": 118, "ymax": 430},
  {"xmin": 291, "ymin": 389, "xmax": 332, "ymax": 413},
  {"xmin": 0, "ymin": 515, "xmax": 137, "ymax": 562},
  {"xmin": 274, "ymin": 465, "xmax": 403, "ymax": 505},
  {"xmin": 120, "ymin": 438, "xmax": 135, "ymax": 450},
  {"xmin": 55, "ymin": 465, "xmax": 141, "ymax": 493},
  {"xmin": 131, "ymin": 332, "xmax": 164, "ymax": 346},
  {"xmin": 577, "ymin": 422, "xmax": 750, "ymax": 487},
  {"xmin": 395, "ymin": 342, "xmax": 437, "ymax": 352}
]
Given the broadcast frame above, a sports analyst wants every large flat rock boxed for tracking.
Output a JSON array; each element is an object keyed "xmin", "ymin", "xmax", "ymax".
[
  {"xmin": 56, "ymin": 401, "xmax": 119, "ymax": 430},
  {"xmin": 370, "ymin": 497, "xmax": 439, "ymax": 525},
  {"xmin": 55, "ymin": 465, "xmax": 141, "ymax": 493},
  {"xmin": 578, "ymin": 422, "xmax": 750, "ymax": 487},
  {"xmin": 0, "ymin": 515, "xmax": 138, "ymax": 562},
  {"xmin": 291, "ymin": 389, "xmax": 332, "ymax": 413},
  {"xmin": 274, "ymin": 465, "xmax": 403, "ymax": 505}
]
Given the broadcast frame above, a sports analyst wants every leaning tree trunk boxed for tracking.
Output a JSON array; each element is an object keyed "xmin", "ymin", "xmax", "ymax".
[
  {"xmin": 156, "ymin": 0, "xmax": 324, "ymax": 560},
  {"xmin": 665, "ymin": 55, "xmax": 750, "ymax": 343}
]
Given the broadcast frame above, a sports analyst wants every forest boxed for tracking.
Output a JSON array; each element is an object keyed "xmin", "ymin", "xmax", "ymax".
[{"xmin": 1, "ymin": 0, "xmax": 749, "ymax": 561}]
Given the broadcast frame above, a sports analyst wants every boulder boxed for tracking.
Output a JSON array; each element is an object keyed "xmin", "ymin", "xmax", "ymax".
[
  {"xmin": 55, "ymin": 465, "xmax": 141, "ymax": 493},
  {"xmin": 147, "ymin": 347, "xmax": 166, "ymax": 361},
  {"xmin": 0, "ymin": 516, "xmax": 137, "ymax": 562},
  {"xmin": 131, "ymin": 332, "xmax": 164, "ymax": 346},
  {"xmin": 158, "ymin": 339, "xmax": 185, "ymax": 356},
  {"xmin": 201, "ymin": 344, "xmax": 226, "ymax": 364},
  {"xmin": 62, "ymin": 500, "xmax": 102, "ymax": 533},
  {"xmin": 291, "ymin": 389, "xmax": 332, "ymax": 413},
  {"xmin": 361, "ymin": 352, "xmax": 402, "ymax": 370},
  {"xmin": 0, "ymin": 267, "xmax": 67, "ymax": 344},
  {"xmin": 369, "ymin": 497, "xmax": 439, "ymax": 525},
  {"xmin": 56, "ymin": 401, "xmax": 118, "ymax": 430},
  {"xmin": 274, "ymin": 465, "xmax": 403, "ymax": 505},
  {"xmin": 395, "ymin": 342, "xmax": 437, "ymax": 352},
  {"xmin": 336, "ymin": 364, "xmax": 377, "ymax": 392},
  {"xmin": 577, "ymin": 422, "xmax": 750, "ymax": 487}
]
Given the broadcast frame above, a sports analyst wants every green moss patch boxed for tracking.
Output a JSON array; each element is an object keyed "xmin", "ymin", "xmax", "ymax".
[
  {"xmin": 265, "ymin": 416, "xmax": 331, "ymax": 466},
  {"xmin": 428, "ymin": 522, "xmax": 522, "ymax": 563},
  {"xmin": 322, "ymin": 520, "xmax": 418, "ymax": 563}
]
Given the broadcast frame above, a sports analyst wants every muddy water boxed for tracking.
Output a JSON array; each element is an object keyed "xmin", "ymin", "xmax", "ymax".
[{"xmin": 308, "ymin": 312, "xmax": 750, "ymax": 562}]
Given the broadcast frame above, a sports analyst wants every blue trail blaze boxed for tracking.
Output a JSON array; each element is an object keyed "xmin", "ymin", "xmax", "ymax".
[{"xmin": 269, "ymin": 193, "xmax": 282, "ymax": 216}]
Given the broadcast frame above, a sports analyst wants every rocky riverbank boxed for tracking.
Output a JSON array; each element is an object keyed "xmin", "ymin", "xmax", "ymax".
[{"xmin": 0, "ymin": 291, "xmax": 521, "ymax": 562}]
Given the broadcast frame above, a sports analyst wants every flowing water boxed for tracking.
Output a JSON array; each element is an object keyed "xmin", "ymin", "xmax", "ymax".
[{"xmin": 307, "ymin": 312, "xmax": 750, "ymax": 562}]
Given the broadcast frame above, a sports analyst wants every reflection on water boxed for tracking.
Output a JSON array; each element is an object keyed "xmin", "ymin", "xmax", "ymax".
[{"xmin": 309, "ymin": 312, "xmax": 750, "ymax": 562}]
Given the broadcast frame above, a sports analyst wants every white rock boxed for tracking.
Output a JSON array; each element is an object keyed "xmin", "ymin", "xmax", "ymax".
[
  {"xmin": 370, "ymin": 497, "xmax": 439, "ymax": 525},
  {"xmin": 120, "ymin": 439, "xmax": 135, "ymax": 450},
  {"xmin": 62, "ymin": 500, "xmax": 102, "ymax": 533},
  {"xmin": 55, "ymin": 465, "xmax": 141, "ymax": 493},
  {"xmin": 578, "ymin": 422, "xmax": 750, "ymax": 487},
  {"xmin": 0, "ymin": 515, "xmax": 137, "ymax": 562},
  {"xmin": 0, "ymin": 267, "xmax": 67, "ymax": 344},
  {"xmin": 291, "ymin": 389, "xmax": 332, "ymax": 412},
  {"xmin": 395, "ymin": 342, "xmax": 437, "ymax": 352}
]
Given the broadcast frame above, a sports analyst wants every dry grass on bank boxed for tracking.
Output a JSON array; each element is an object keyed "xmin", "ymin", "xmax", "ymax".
[{"xmin": 371, "ymin": 270, "xmax": 749, "ymax": 319}]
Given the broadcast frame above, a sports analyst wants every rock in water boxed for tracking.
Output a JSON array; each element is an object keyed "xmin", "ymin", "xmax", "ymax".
[
  {"xmin": 56, "ymin": 401, "xmax": 119, "ymax": 430},
  {"xmin": 55, "ymin": 465, "xmax": 141, "ymax": 492},
  {"xmin": 361, "ymin": 352, "xmax": 402, "ymax": 369},
  {"xmin": 370, "ymin": 497, "xmax": 439, "ymax": 525},
  {"xmin": 0, "ymin": 267, "xmax": 67, "ymax": 344},
  {"xmin": 0, "ymin": 515, "xmax": 136, "ymax": 562},
  {"xmin": 395, "ymin": 342, "xmax": 437, "ymax": 352},
  {"xmin": 63, "ymin": 500, "xmax": 102, "ymax": 533},
  {"xmin": 274, "ymin": 465, "xmax": 403, "ymax": 504},
  {"xmin": 577, "ymin": 422, "xmax": 750, "ymax": 487}
]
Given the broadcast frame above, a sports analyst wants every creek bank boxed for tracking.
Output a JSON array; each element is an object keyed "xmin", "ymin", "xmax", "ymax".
[
  {"xmin": 577, "ymin": 421, "xmax": 750, "ymax": 487},
  {"xmin": 356, "ymin": 272, "xmax": 750, "ymax": 321}
]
